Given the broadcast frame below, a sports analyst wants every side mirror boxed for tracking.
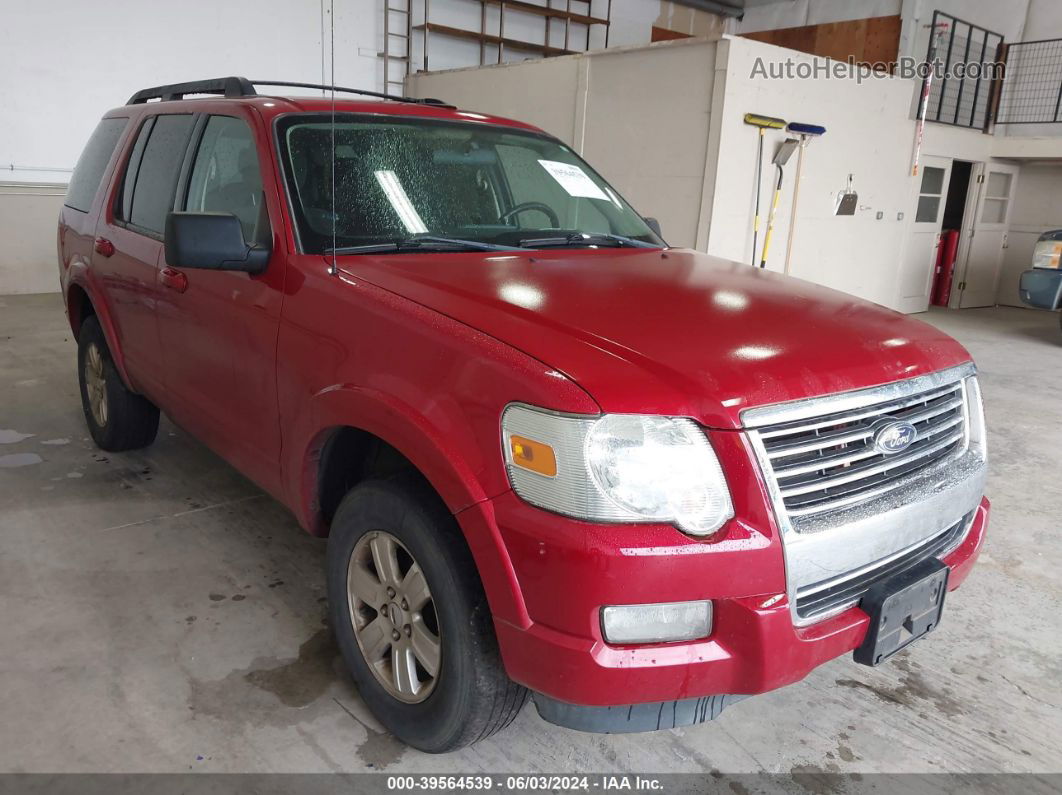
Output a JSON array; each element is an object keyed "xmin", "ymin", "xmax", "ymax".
[
  {"xmin": 164, "ymin": 212, "xmax": 270, "ymax": 274},
  {"xmin": 643, "ymin": 216, "xmax": 662, "ymax": 238}
]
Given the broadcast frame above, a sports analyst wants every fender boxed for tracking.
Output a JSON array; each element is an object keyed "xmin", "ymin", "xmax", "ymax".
[
  {"xmin": 289, "ymin": 383, "xmax": 530, "ymax": 627},
  {"xmin": 64, "ymin": 263, "xmax": 136, "ymax": 391}
]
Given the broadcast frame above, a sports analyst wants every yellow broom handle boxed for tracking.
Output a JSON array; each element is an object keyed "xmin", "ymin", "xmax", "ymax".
[{"xmin": 759, "ymin": 187, "xmax": 782, "ymax": 268}]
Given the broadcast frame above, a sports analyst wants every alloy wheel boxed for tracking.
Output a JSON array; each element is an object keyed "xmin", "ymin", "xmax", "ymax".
[
  {"xmin": 85, "ymin": 343, "xmax": 108, "ymax": 427},
  {"xmin": 346, "ymin": 530, "xmax": 441, "ymax": 703}
]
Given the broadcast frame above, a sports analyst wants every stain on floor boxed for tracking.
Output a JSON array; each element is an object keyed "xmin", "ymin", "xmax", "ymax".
[
  {"xmin": 0, "ymin": 430, "xmax": 35, "ymax": 444},
  {"xmin": 0, "ymin": 453, "xmax": 43, "ymax": 467},
  {"xmin": 332, "ymin": 696, "xmax": 407, "ymax": 770},
  {"xmin": 188, "ymin": 629, "xmax": 342, "ymax": 728},
  {"xmin": 244, "ymin": 629, "xmax": 339, "ymax": 708}
]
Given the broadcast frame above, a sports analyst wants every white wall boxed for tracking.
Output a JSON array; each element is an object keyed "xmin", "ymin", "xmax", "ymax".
[
  {"xmin": 704, "ymin": 36, "xmax": 919, "ymax": 308},
  {"xmin": 2, "ymin": 0, "xmax": 717, "ymax": 185},
  {"xmin": 0, "ymin": 0, "xmax": 378, "ymax": 185},
  {"xmin": 0, "ymin": 0, "xmax": 379, "ymax": 295},
  {"xmin": 0, "ymin": 185, "xmax": 66, "ymax": 295}
]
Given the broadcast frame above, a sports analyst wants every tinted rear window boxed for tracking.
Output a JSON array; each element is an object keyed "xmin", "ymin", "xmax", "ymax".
[
  {"xmin": 118, "ymin": 120, "xmax": 153, "ymax": 223},
  {"xmin": 129, "ymin": 114, "xmax": 195, "ymax": 234},
  {"xmin": 65, "ymin": 118, "xmax": 128, "ymax": 212}
]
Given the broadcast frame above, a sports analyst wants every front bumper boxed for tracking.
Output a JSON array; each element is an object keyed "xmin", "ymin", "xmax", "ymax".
[
  {"xmin": 1019, "ymin": 268, "xmax": 1062, "ymax": 309},
  {"xmin": 467, "ymin": 483, "xmax": 988, "ymax": 717}
]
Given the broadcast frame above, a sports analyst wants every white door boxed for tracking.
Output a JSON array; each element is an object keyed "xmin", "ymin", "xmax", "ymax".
[
  {"xmin": 897, "ymin": 156, "xmax": 952, "ymax": 314},
  {"xmin": 956, "ymin": 162, "xmax": 1020, "ymax": 308}
]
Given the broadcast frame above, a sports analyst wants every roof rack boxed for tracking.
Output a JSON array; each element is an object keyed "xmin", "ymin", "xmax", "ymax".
[{"xmin": 126, "ymin": 76, "xmax": 452, "ymax": 108}]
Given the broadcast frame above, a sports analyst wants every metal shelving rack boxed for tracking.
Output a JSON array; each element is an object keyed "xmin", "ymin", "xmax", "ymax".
[{"xmin": 382, "ymin": 0, "xmax": 610, "ymax": 93}]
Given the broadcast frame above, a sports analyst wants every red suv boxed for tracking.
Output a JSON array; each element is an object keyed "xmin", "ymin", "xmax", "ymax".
[{"xmin": 58, "ymin": 77, "xmax": 989, "ymax": 752}]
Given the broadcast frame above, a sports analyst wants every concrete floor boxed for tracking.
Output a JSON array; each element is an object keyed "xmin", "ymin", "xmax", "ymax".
[{"xmin": 1, "ymin": 292, "xmax": 1060, "ymax": 776}]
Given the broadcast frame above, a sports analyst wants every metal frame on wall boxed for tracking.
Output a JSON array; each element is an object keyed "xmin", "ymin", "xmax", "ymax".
[
  {"xmin": 994, "ymin": 37, "xmax": 1062, "ymax": 124},
  {"xmin": 381, "ymin": 0, "xmax": 611, "ymax": 94},
  {"xmin": 922, "ymin": 9, "xmax": 1004, "ymax": 132}
]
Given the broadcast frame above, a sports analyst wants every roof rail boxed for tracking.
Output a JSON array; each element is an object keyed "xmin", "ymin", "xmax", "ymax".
[
  {"xmin": 126, "ymin": 76, "xmax": 453, "ymax": 108},
  {"xmin": 127, "ymin": 77, "xmax": 255, "ymax": 104},
  {"xmin": 251, "ymin": 80, "xmax": 454, "ymax": 108}
]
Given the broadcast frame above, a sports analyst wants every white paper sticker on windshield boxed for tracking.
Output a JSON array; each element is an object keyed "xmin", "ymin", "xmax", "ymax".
[{"xmin": 538, "ymin": 160, "xmax": 609, "ymax": 200}]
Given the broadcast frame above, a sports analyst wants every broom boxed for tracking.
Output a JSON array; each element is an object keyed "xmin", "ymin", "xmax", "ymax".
[
  {"xmin": 782, "ymin": 122, "xmax": 827, "ymax": 275},
  {"xmin": 759, "ymin": 137, "xmax": 799, "ymax": 269},
  {"xmin": 742, "ymin": 114, "xmax": 786, "ymax": 267}
]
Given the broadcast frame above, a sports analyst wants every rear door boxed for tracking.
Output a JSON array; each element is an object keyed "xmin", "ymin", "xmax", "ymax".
[
  {"xmin": 95, "ymin": 113, "xmax": 196, "ymax": 396},
  {"xmin": 956, "ymin": 162, "xmax": 1020, "ymax": 308},
  {"xmin": 155, "ymin": 110, "xmax": 285, "ymax": 494}
]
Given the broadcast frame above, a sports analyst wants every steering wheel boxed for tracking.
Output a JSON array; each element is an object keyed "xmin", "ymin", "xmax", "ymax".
[{"xmin": 499, "ymin": 202, "xmax": 560, "ymax": 229}]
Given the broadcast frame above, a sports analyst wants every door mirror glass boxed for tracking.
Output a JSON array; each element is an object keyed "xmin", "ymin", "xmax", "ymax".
[{"xmin": 164, "ymin": 212, "xmax": 270, "ymax": 273}]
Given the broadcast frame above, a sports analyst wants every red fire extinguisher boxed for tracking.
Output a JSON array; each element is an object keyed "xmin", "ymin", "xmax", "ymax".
[{"xmin": 931, "ymin": 229, "xmax": 960, "ymax": 307}]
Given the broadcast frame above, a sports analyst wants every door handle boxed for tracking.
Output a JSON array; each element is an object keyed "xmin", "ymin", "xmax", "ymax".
[
  {"xmin": 94, "ymin": 237, "xmax": 115, "ymax": 257},
  {"xmin": 160, "ymin": 266, "xmax": 189, "ymax": 293}
]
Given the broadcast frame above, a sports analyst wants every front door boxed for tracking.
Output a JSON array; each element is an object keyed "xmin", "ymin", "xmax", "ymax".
[
  {"xmin": 897, "ymin": 156, "xmax": 952, "ymax": 314},
  {"xmin": 956, "ymin": 162, "xmax": 1020, "ymax": 308},
  {"xmin": 155, "ymin": 112, "xmax": 285, "ymax": 495}
]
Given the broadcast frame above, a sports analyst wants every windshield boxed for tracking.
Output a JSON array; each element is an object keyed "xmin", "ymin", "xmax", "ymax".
[{"xmin": 276, "ymin": 114, "xmax": 665, "ymax": 253}]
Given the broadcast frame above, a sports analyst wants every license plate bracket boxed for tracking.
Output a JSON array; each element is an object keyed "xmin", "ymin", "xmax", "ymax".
[{"xmin": 854, "ymin": 558, "xmax": 949, "ymax": 667}]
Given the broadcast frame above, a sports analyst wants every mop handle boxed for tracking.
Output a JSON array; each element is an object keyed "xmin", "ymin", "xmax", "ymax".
[{"xmin": 784, "ymin": 138, "xmax": 806, "ymax": 275}]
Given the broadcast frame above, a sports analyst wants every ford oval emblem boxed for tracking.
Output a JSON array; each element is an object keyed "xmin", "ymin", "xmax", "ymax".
[{"xmin": 873, "ymin": 420, "xmax": 917, "ymax": 455}]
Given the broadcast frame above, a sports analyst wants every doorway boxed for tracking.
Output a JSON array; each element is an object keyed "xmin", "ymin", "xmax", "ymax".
[
  {"xmin": 932, "ymin": 160, "xmax": 973, "ymax": 308},
  {"xmin": 942, "ymin": 161, "xmax": 972, "ymax": 230}
]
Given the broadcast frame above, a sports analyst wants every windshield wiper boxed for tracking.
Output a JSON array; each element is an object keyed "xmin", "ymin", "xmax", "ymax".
[
  {"xmin": 329, "ymin": 235, "xmax": 521, "ymax": 254},
  {"xmin": 517, "ymin": 232, "xmax": 658, "ymax": 249}
]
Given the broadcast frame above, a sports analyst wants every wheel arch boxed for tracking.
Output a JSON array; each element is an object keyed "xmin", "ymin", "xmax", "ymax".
[
  {"xmin": 293, "ymin": 385, "xmax": 528, "ymax": 627},
  {"xmin": 66, "ymin": 283, "xmax": 96, "ymax": 339},
  {"xmin": 64, "ymin": 272, "xmax": 135, "ymax": 390}
]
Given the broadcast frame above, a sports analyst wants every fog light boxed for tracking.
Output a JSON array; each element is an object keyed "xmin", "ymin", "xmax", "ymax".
[{"xmin": 600, "ymin": 601, "xmax": 712, "ymax": 644}]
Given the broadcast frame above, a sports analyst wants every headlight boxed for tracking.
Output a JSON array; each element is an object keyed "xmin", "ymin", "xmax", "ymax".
[
  {"xmin": 1032, "ymin": 237, "xmax": 1061, "ymax": 269},
  {"xmin": 501, "ymin": 404, "xmax": 733, "ymax": 536}
]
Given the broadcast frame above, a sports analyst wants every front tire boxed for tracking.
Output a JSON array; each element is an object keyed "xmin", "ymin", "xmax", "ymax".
[
  {"xmin": 77, "ymin": 316, "xmax": 160, "ymax": 451},
  {"xmin": 327, "ymin": 476, "xmax": 527, "ymax": 752}
]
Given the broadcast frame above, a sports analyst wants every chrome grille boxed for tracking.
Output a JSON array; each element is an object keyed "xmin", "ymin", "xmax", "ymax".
[
  {"xmin": 755, "ymin": 377, "xmax": 968, "ymax": 520},
  {"xmin": 795, "ymin": 512, "xmax": 971, "ymax": 621}
]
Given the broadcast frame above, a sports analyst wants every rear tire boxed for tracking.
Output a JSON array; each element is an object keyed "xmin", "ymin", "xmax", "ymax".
[
  {"xmin": 327, "ymin": 475, "xmax": 527, "ymax": 752},
  {"xmin": 77, "ymin": 316, "xmax": 160, "ymax": 451}
]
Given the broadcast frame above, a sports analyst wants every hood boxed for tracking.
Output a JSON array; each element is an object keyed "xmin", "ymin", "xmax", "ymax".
[{"xmin": 340, "ymin": 248, "xmax": 972, "ymax": 429}]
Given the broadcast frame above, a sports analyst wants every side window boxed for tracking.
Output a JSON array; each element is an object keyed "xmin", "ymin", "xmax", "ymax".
[
  {"xmin": 128, "ymin": 114, "xmax": 195, "ymax": 235},
  {"xmin": 65, "ymin": 118, "xmax": 128, "ymax": 212},
  {"xmin": 117, "ymin": 119, "xmax": 153, "ymax": 222},
  {"xmin": 185, "ymin": 116, "xmax": 266, "ymax": 242}
]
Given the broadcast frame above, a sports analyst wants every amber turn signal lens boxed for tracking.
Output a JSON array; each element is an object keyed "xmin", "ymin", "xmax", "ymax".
[{"xmin": 509, "ymin": 435, "xmax": 558, "ymax": 477}]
